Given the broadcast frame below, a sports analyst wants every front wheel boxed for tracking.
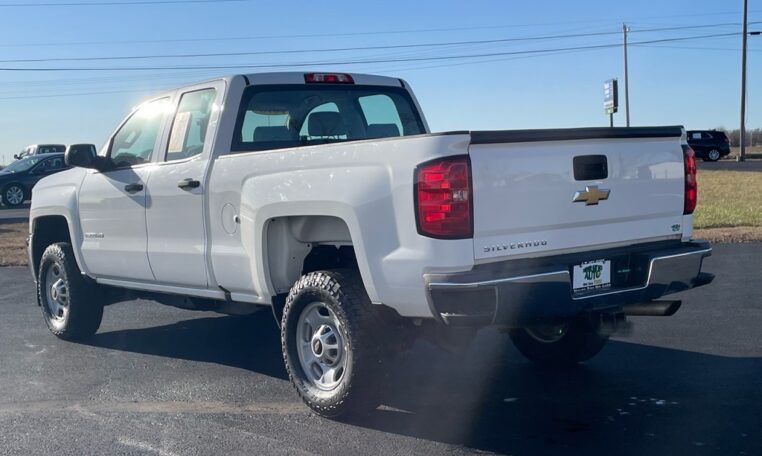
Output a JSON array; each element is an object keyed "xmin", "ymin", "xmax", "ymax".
[
  {"xmin": 281, "ymin": 269, "xmax": 385, "ymax": 418},
  {"xmin": 37, "ymin": 242, "xmax": 103, "ymax": 341},
  {"xmin": 1, "ymin": 184, "xmax": 26, "ymax": 207},
  {"xmin": 509, "ymin": 318, "xmax": 608, "ymax": 367}
]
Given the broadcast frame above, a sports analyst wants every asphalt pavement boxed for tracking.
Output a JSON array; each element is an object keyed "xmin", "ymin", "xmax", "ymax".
[
  {"xmin": 0, "ymin": 243, "xmax": 760, "ymax": 455},
  {"xmin": 0, "ymin": 203, "xmax": 29, "ymax": 222},
  {"xmin": 697, "ymin": 159, "xmax": 762, "ymax": 172}
]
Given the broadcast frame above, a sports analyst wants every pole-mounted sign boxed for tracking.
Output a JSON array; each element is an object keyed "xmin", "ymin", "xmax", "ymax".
[
  {"xmin": 604, "ymin": 79, "xmax": 618, "ymax": 127},
  {"xmin": 604, "ymin": 79, "xmax": 618, "ymax": 113}
]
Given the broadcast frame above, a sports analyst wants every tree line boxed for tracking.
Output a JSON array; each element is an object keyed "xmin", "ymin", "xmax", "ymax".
[{"xmin": 715, "ymin": 128, "xmax": 762, "ymax": 147}]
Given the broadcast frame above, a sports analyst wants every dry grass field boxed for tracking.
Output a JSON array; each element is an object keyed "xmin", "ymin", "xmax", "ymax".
[
  {"xmin": 693, "ymin": 171, "xmax": 762, "ymax": 229},
  {"xmin": 728, "ymin": 146, "xmax": 762, "ymax": 159},
  {"xmin": 0, "ymin": 222, "xmax": 27, "ymax": 267}
]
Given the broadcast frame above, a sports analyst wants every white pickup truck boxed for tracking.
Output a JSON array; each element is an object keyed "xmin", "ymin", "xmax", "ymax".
[{"xmin": 28, "ymin": 72, "xmax": 713, "ymax": 417}]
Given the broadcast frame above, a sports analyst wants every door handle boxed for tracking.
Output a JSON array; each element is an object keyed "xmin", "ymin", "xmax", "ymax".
[
  {"xmin": 177, "ymin": 178, "xmax": 201, "ymax": 190},
  {"xmin": 124, "ymin": 183, "xmax": 144, "ymax": 194}
]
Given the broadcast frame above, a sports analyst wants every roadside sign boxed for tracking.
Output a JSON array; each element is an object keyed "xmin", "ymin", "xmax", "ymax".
[{"xmin": 604, "ymin": 79, "xmax": 618, "ymax": 114}]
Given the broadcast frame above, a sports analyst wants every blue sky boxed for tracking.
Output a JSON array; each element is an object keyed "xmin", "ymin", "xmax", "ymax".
[{"xmin": 0, "ymin": 0, "xmax": 760, "ymax": 164}]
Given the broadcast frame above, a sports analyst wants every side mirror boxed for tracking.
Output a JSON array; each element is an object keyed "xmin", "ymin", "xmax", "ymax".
[
  {"xmin": 65, "ymin": 144, "xmax": 98, "ymax": 169},
  {"xmin": 13, "ymin": 154, "xmax": 20, "ymax": 160}
]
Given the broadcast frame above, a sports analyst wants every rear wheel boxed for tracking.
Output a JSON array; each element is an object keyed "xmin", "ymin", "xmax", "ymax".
[
  {"xmin": 706, "ymin": 149, "xmax": 721, "ymax": 162},
  {"xmin": 281, "ymin": 269, "xmax": 385, "ymax": 418},
  {"xmin": 1, "ymin": 184, "xmax": 26, "ymax": 207},
  {"xmin": 37, "ymin": 243, "xmax": 103, "ymax": 341},
  {"xmin": 509, "ymin": 317, "xmax": 608, "ymax": 367}
]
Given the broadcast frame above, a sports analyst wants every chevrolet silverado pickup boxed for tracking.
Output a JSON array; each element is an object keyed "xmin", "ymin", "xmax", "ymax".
[{"xmin": 27, "ymin": 72, "xmax": 713, "ymax": 417}]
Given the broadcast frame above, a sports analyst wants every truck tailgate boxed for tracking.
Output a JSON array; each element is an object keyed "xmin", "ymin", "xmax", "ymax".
[{"xmin": 469, "ymin": 127, "xmax": 686, "ymax": 261}]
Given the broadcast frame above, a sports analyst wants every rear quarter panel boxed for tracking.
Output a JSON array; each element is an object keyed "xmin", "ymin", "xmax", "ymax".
[{"xmin": 207, "ymin": 134, "xmax": 475, "ymax": 317}]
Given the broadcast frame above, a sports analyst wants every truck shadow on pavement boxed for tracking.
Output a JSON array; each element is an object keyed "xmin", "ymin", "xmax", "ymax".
[
  {"xmin": 87, "ymin": 313, "xmax": 762, "ymax": 455},
  {"xmin": 88, "ymin": 312, "xmax": 289, "ymax": 381}
]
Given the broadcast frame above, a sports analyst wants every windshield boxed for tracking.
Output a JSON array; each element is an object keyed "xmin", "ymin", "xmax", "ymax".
[
  {"xmin": 231, "ymin": 84, "xmax": 425, "ymax": 152},
  {"xmin": 3, "ymin": 155, "xmax": 44, "ymax": 173}
]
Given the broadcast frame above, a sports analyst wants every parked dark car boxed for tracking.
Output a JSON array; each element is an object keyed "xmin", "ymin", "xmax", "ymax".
[
  {"xmin": 0, "ymin": 153, "xmax": 68, "ymax": 208},
  {"xmin": 686, "ymin": 130, "xmax": 731, "ymax": 162}
]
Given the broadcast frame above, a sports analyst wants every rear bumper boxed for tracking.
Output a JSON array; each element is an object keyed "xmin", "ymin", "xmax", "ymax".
[{"xmin": 424, "ymin": 240, "xmax": 713, "ymax": 326}]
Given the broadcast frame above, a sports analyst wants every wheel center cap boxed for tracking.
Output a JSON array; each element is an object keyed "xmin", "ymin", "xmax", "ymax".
[
  {"xmin": 312, "ymin": 338, "xmax": 323, "ymax": 356},
  {"xmin": 50, "ymin": 286, "xmax": 58, "ymax": 300}
]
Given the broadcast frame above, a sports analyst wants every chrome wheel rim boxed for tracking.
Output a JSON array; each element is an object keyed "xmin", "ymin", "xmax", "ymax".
[
  {"xmin": 295, "ymin": 302, "xmax": 349, "ymax": 391},
  {"xmin": 526, "ymin": 323, "xmax": 569, "ymax": 343},
  {"xmin": 43, "ymin": 264, "xmax": 69, "ymax": 322},
  {"xmin": 5, "ymin": 186, "xmax": 23, "ymax": 205},
  {"xmin": 708, "ymin": 150, "xmax": 720, "ymax": 161}
]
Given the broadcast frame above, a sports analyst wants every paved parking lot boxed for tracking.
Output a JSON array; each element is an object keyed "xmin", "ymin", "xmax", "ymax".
[
  {"xmin": 0, "ymin": 203, "xmax": 29, "ymax": 222},
  {"xmin": 0, "ymin": 244, "xmax": 760, "ymax": 455}
]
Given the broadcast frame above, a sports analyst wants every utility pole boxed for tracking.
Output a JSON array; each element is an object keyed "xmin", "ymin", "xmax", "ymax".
[
  {"xmin": 623, "ymin": 23, "xmax": 631, "ymax": 127},
  {"xmin": 738, "ymin": 0, "xmax": 748, "ymax": 162}
]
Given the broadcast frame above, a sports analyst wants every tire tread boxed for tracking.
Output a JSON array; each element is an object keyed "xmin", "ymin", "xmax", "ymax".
[
  {"xmin": 281, "ymin": 269, "xmax": 383, "ymax": 418},
  {"xmin": 37, "ymin": 242, "xmax": 103, "ymax": 341}
]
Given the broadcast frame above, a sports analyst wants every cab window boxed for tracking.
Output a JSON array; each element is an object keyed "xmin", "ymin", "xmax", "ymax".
[
  {"xmin": 166, "ymin": 88, "xmax": 217, "ymax": 161},
  {"xmin": 108, "ymin": 98, "xmax": 170, "ymax": 168}
]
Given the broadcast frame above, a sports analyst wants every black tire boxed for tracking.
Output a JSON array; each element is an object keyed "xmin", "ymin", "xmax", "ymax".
[
  {"xmin": 281, "ymin": 269, "xmax": 384, "ymax": 418},
  {"xmin": 1, "ymin": 183, "xmax": 26, "ymax": 207},
  {"xmin": 706, "ymin": 149, "xmax": 721, "ymax": 162},
  {"xmin": 37, "ymin": 242, "xmax": 103, "ymax": 341},
  {"xmin": 509, "ymin": 317, "xmax": 608, "ymax": 367}
]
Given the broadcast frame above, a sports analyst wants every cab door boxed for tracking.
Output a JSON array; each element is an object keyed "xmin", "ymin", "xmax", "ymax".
[
  {"xmin": 78, "ymin": 97, "xmax": 172, "ymax": 281},
  {"xmin": 144, "ymin": 83, "xmax": 223, "ymax": 287}
]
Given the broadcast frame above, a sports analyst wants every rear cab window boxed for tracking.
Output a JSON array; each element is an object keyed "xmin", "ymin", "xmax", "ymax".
[{"xmin": 231, "ymin": 84, "xmax": 425, "ymax": 153}]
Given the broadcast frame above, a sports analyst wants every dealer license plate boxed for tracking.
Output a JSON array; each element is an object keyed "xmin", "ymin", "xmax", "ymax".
[{"xmin": 572, "ymin": 259, "xmax": 611, "ymax": 293}]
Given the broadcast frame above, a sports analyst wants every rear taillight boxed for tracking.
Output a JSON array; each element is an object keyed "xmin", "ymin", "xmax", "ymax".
[
  {"xmin": 683, "ymin": 145, "xmax": 697, "ymax": 214},
  {"xmin": 415, "ymin": 156, "xmax": 473, "ymax": 239}
]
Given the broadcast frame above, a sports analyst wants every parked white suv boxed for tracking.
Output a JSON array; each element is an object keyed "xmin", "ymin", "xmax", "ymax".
[
  {"xmin": 27, "ymin": 72, "xmax": 713, "ymax": 417},
  {"xmin": 14, "ymin": 144, "xmax": 66, "ymax": 160}
]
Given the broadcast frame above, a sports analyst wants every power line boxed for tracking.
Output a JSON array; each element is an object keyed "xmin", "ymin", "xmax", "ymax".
[
  {"xmin": 0, "ymin": 87, "xmax": 161, "ymax": 100},
  {"xmin": 1, "ymin": 23, "xmax": 756, "ymax": 65},
  {"xmin": 0, "ymin": 47, "xmax": 614, "ymax": 100},
  {"xmin": 0, "ymin": 31, "xmax": 627, "ymax": 64},
  {"xmin": 1, "ymin": 19, "xmax": 757, "ymax": 49},
  {"xmin": 632, "ymin": 43, "xmax": 762, "ymax": 52},
  {"xmin": 0, "ymin": 23, "xmax": 620, "ymax": 48},
  {"xmin": 0, "ymin": 30, "xmax": 756, "ymax": 100},
  {"xmin": 0, "ymin": 32, "xmax": 742, "ymax": 72},
  {"xmin": 0, "ymin": 0, "xmax": 248, "ymax": 6}
]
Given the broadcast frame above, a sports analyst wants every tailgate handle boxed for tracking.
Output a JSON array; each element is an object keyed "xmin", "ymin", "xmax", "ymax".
[{"xmin": 573, "ymin": 155, "xmax": 608, "ymax": 181}]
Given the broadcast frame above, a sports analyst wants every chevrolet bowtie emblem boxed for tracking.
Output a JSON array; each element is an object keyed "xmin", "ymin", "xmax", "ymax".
[{"xmin": 573, "ymin": 185, "xmax": 610, "ymax": 205}]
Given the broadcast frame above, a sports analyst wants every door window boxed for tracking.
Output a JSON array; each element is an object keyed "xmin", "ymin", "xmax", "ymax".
[
  {"xmin": 166, "ymin": 88, "xmax": 217, "ymax": 161},
  {"xmin": 34, "ymin": 156, "xmax": 65, "ymax": 174},
  {"xmin": 108, "ymin": 98, "xmax": 170, "ymax": 168}
]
